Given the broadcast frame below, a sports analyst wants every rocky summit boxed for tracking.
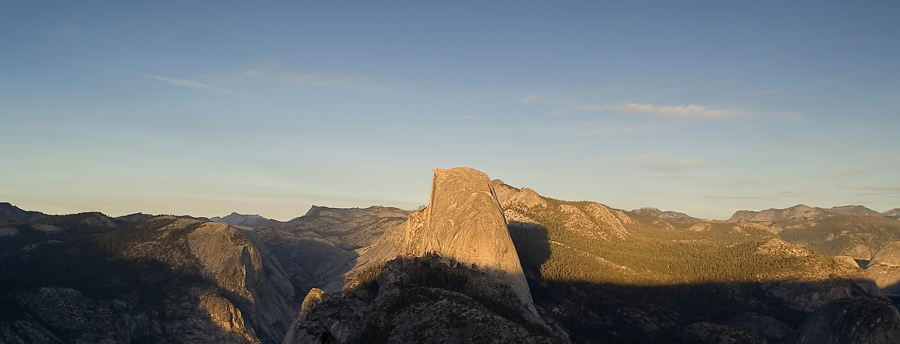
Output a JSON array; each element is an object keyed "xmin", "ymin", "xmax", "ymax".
[
  {"xmin": 2, "ymin": 167, "xmax": 900, "ymax": 343},
  {"xmin": 402, "ymin": 167, "xmax": 540, "ymax": 324},
  {"xmin": 282, "ymin": 167, "xmax": 561, "ymax": 343}
]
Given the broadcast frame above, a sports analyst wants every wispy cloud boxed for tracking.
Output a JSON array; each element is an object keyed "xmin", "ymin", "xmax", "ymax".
[
  {"xmin": 521, "ymin": 94, "xmax": 543, "ymax": 105},
  {"xmin": 838, "ymin": 185, "xmax": 900, "ymax": 196},
  {"xmin": 231, "ymin": 64, "xmax": 385, "ymax": 90},
  {"xmin": 524, "ymin": 95, "xmax": 803, "ymax": 122},
  {"xmin": 105, "ymin": 68, "xmax": 249, "ymax": 98},
  {"xmin": 602, "ymin": 153, "xmax": 709, "ymax": 172},
  {"xmin": 577, "ymin": 103, "xmax": 744, "ymax": 120},
  {"xmin": 147, "ymin": 75, "xmax": 249, "ymax": 98}
]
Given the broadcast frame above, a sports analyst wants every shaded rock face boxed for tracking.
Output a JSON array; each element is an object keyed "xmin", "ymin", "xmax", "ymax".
[
  {"xmin": 788, "ymin": 297, "xmax": 900, "ymax": 344},
  {"xmin": 867, "ymin": 240, "xmax": 900, "ymax": 295},
  {"xmin": 114, "ymin": 217, "xmax": 296, "ymax": 343},
  {"xmin": 257, "ymin": 205, "xmax": 410, "ymax": 294},
  {"xmin": 343, "ymin": 219, "xmax": 407, "ymax": 290},
  {"xmin": 13, "ymin": 287, "xmax": 128, "ymax": 343},
  {"xmin": 0, "ymin": 318, "xmax": 65, "ymax": 344},
  {"xmin": 187, "ymin": 222, "xmax": 296, "ymax": 342},
  {"xmin": 676, "ymin": 322, "xmax": 766, "ymax": 344},
  {"xmin": 762, "ymin": 278, "xmax": 882, "ymax": 315},
  {"xmin": 280, "ymin": 288, "xmax": 363, "ymax": 344},
  {"xmin": 402, "ymin": 167, "xmax": 538, "ymax": 323},
  {"xmin": 0, "ymin": 213, "xmax": 298, "ymax": 344},
  {"xmin": 726, "ymin": 312, "xmax": 793, "ymax": 342},
  {"xmin": 283, "ymin": 256, "xmax": 561, "ymax": 344}
]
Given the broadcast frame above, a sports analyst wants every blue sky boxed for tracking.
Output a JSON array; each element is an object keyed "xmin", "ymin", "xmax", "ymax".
[{"xmin": 2, "ymin": 1, "xmax": 898, "ymax": 220}]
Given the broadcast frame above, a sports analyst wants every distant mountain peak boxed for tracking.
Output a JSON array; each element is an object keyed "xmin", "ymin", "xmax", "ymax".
[
  {"xmin": 211, "ymin": 212, "xmax": 281, "ymax": 227},
  {"xmin": 632, "ymin": 207, "xmax": 701, "ymax": 223},
  {"xmin": 827, "ymin": 205, "xmax": 882, "ymax": 217},
  {"xmin": 728, "ymin": 204, "xmax": 890, "ymax": 222},
  {"xmin": 884, "ymin": 208, "xmax": 900, "ymax": 220},
  {"xmin": 0, "ymin": 202, "xmax": 45, "ymax": 224}
]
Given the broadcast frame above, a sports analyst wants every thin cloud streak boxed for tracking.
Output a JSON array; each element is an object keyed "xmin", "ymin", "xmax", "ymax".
[
  {"xmin": 523, "ymin": 95, "xmax": 804, "ymax": 122},
  {"xmin": 838, "ymin": 185, "xmax": 900, "ymax": 196},
  {"xmin": 104, "ymin": 68, "xmax": 250, "ymax": 98},
  {"xmin": 235, "ymin": 64, "xmax": 388, "ymax": 90},
  {"xmin": 148, "ymin": 75, "xmax": 249, "ymax": 98},
  {"xmin": 577, "ymin": 103, "xmax": 744, "ymax": 120}
]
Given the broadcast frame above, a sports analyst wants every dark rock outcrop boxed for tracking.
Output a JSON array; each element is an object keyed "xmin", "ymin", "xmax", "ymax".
[
  {"xmin": 676, "ymin": 322, "xmax": 766, "ymax": 344},
  {"xmin": 283, "ymin": 256, "xmax": 561, "ymax": 344},
  {"xmin": 281, "ymin": 288, "xmax": 362, "ymax": 344},
  {"xmin": 787, "ymin": 297, "xmax": 900, "ymax": 344},
  {"xmin": 14, "ymin": 287, "xmax": 128, "ymax": 343},
  {"xmin": 726, "ymin": 312, "xmax": 793, "ymax": 342}
]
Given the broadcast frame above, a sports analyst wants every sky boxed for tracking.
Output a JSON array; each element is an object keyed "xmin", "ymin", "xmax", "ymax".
[{"xmin": 1, "ymin": 1, "xmax": 899, "ymax": 221}]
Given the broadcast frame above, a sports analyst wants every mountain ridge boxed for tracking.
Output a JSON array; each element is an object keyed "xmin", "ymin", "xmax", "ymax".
[
  {"xmin": 2, "ymin": 168, "xmax": 900, "ymax": 343},
  {"xmin": 0, "ymin": 202, "xmax": 45, "ymax": 225}
]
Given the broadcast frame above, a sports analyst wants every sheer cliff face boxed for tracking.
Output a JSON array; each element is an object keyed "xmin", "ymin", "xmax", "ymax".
[
  {"xmin": 402, "ymin": 167, "xmax": 534, "ymax": 309},
  {"xmin": 186, "ymin": 222, "xmax": 296, "ymax": 342}
]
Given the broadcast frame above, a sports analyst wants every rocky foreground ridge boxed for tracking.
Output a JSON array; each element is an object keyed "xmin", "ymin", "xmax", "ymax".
[{"xmin": 3, "ymin": 167, "xmax": 900, "ymax": 343}]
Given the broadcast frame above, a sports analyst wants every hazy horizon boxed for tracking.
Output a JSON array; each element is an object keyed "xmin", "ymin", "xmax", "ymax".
[{"xmin": 2, "ymin": 2, "xmax": 898, "ymax": 221}]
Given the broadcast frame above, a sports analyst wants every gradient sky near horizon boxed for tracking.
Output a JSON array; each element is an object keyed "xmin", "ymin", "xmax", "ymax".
[{"xmin": 2, "ymin": 1, "xmax": 899, "ymax": 220}]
